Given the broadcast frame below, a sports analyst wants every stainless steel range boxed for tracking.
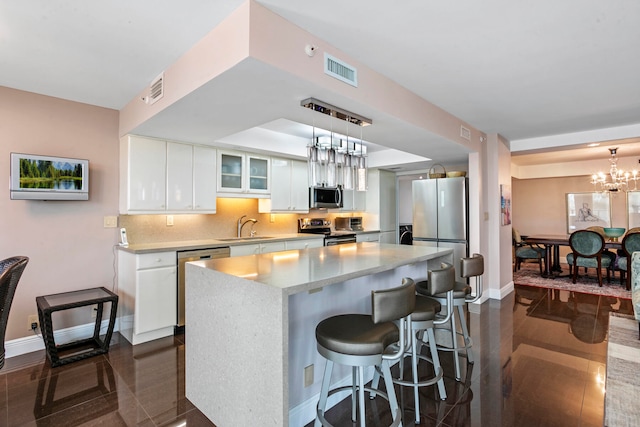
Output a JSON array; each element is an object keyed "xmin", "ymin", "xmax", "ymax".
[{"xmin": 298, "ymin": 218, "xmax": 357, "ymax": 246}]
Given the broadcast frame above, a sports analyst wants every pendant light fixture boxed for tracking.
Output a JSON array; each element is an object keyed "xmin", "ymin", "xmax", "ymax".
[
  {"xmin": 356, "ymin": 124, "xmax": 367, "ymax": 191},
  {"xmin": 302, "ymin": 98, "xmax": 371, "ymax": 189},
  {"xmin": 591, "ymin": 147, "xmax": 638, "ymax": 192}
]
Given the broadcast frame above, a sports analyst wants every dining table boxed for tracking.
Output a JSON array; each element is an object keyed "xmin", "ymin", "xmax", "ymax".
[{"xmin": 524, "ymin": 234, "xmax": 621, "ymax": 277}]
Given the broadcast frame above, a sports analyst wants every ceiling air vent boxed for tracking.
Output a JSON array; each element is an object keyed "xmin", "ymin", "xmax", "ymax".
[
  {"xmin": 324, "ymin": 54, "xmax": 358, "ymax": 87},
  {"xmin": 460, "ymin": 125, "xmax": 471, "ymax": 141},
  {"xmin": 147, "ymin": 73, "xmax": 164, "ymax": 105}
]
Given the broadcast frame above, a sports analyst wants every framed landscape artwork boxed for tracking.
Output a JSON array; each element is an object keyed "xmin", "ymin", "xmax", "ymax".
[{"xmin": 566, "ymin": 192, "xmax": 611, "ymax": 233}]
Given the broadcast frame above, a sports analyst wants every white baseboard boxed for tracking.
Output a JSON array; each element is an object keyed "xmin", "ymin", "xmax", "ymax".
[{"xmin": 5, "ymin": 319, "xmax": 120, "ymax": 360}]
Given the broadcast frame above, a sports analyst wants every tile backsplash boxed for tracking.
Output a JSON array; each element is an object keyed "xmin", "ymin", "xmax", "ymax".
[{"xmin": 119, "ymin": 198, "xmax": 301, "ymax": 244}]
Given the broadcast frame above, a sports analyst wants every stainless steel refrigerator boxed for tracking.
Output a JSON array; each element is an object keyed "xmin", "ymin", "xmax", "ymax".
[{"xmin": 412, "ymin": 177, "xmax": 468, "ymax": 281}]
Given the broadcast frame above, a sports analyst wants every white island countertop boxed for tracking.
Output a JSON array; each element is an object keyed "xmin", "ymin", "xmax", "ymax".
[
  {"xmin": 195, "ymin": 242, "xmax": 453, "ymax": 294},
  {"xmin": 186, "ymin": 242, "xmax": 453, "ymax": 427}
]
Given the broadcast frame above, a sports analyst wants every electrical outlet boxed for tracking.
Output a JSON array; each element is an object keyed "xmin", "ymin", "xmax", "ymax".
[
  {"xmin": 28, "ymin": 314, "xmax": 39, "ymax": 331},
  {"xmin": 90, "ymin": 304, "xmax": 98, "ymax": 319},
  {"xmin": 304, "ymin": 364, "xmax": 314, "ymax": 387},
  {"xmin": 166, "ymin": 215, "xmax": 174, "ymax": 226}
]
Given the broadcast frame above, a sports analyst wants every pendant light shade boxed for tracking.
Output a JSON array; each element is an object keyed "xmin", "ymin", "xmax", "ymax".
[
  {"xmin": 303, "ymin": 98, "xmax": 370, "ymax": 189},
  {"xmin": 356, "ymin": 154, "xmax": 367, "ymax": 191}
]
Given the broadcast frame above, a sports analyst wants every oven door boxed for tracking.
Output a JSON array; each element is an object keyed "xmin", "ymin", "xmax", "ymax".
[{"xmin": 325, "ymin": 235, "xmax": 357, "ymax": 246}]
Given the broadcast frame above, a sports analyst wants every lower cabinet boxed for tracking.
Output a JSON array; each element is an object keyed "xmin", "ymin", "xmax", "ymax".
[
  {"xmin": 118, "ymin": 251, "xmax": 177, "ymax": 345},
  {"xmin": 118, "ymin": 237, "xmax": 324, "ymax": 346},
  {"xmin": 285, "ymin": 239, "xmax": 323, "ymax": 250},
  {"xmin": 356, "ymin": 233, "xmax": 381, "ymax": 243},
  {"xmin": 230, "ymin": 241, "xmax": 287, "ymax": 256},
  {"xmin": 135, "ymin": 267, "xmax": 177, "ymax": 335}
]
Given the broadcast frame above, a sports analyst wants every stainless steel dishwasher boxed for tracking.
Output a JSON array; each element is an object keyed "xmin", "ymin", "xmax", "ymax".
[{"xmin": 177, "ymin": 247, "xmax": 230, "ymax": 330}]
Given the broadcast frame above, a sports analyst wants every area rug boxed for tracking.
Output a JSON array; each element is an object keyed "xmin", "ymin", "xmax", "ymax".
[
  {"xmin": 513, "ymin": 264, "xmax": 631, "ymax": 300},
  {"xmin": 605, "ymin": 313, "xmax": 640, "ymax": 427}
]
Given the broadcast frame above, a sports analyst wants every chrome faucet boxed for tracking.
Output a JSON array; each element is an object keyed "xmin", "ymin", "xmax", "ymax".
[{"xmin": 237, "ymin": 215, "xmax": 258, "ymax": 238}]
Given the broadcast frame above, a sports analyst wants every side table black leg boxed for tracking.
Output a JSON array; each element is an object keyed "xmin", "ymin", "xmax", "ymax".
[
  {"xmin": 101, "ymin": 300, "xmax": 118, "ymax": 351},
  {"xmin": 93, "ymin": 302, "xmax": 104, "ymax": 342}
]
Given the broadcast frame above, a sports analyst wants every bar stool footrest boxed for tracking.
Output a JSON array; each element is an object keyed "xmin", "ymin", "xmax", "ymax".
[{"xmin": 317, "ymin": 385, "xmax": 401, "ymax": 427}]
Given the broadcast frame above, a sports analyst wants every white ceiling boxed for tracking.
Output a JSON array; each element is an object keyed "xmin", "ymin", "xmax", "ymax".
[{"xmin": 2, "ymin": 0, "xmax": 639, "ymax": 168}]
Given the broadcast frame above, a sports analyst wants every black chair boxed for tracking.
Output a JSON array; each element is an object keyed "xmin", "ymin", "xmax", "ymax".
[{"xmin": 0, "ymin": 256, "xmax": 29, "ymax": 369}]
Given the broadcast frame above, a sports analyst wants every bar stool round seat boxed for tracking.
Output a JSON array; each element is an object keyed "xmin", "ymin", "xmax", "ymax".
[
  {"xmin": 316, "ymin": 315, "xmax": 399, "ymax": 357},
  {"xmin": 315, "ymin": 278, "xmax": 416, "ymax": 427}
]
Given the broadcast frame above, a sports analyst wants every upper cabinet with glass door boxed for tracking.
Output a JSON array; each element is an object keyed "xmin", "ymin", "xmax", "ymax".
[{"xmin": 217, "ymin": 150, "xmax": 270, "ymax": 197}]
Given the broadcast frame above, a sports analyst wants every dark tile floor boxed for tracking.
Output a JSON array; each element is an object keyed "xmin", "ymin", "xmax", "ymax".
[{"xmin": 0, "ymin": 285, "xmax": 633, "ymax": 426}]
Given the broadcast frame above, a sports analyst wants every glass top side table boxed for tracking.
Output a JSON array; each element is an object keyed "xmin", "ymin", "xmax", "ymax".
[{"xmin": 36, "ymin": 287, "xmax": 118, "ymax": 367}]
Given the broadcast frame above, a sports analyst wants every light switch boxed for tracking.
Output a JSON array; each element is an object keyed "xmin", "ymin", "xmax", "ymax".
[
  {"xmin": 103, "ymin": 216, "xmax": 117, "ymax": 228},
  {"xmin": 167, "ymin": 215, "xmax": 174, "ymax": 226}
]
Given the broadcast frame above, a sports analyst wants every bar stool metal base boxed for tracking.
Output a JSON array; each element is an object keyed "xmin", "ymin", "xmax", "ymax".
[{"xmin": 315, "ymin": 349, "xmax": 402, "ymax": 427}]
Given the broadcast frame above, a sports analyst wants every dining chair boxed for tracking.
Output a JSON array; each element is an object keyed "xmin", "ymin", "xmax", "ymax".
[
  {"xmin": 586, "ymin": 226, "xmax": 616, "ymax": 277},
  {"xmin": 616, "ymin": 232, "xmax": 640, "ymax": 290},
  {"xmin": 566, "ymin": 230, "xmax": 611, "ymax": 286},
  {"xmin": 512, "ymin": 228, "xmax": 545, "ymax": 273},
  {"xmin": 1, "ymin": 256, "xmax": 29, "ymax": 369}
]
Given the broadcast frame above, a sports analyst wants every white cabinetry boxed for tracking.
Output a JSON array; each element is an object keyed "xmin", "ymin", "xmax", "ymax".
[
  {"xmin": 259, "ymin": 158, "xmax": 309, "ymax": 213},
  {"xmin": 118, "ymin": 250, "xmax": 177, "ymax": 345},
  {"xmin": 120, "ymin": 135, "xmax": 217, "ymax": 214},
  {"xmin": 285, "ymin": 238, "xmax": 323, "ymax": 250},
  {"xmin": 192, "ymin": 145, "xmax": 218, "ymax": 211},
  {"xmin": 341, "ymin": 189, "xmax": 366, "ymax": 212},
  {"xmin": 364, "ymin": 169, "xmax": 397, "ymax": 243},
  {"xmin": 166, "ymin": 142, "xmax": 192, "ymax": 210},
  {"xmin": 379, "ymin": 231, "xmax": 396, "ymax": 244},
  {"xmin": 356, "ymin": 233, "xmax": 380, "ymax": 243},
  {"xmin": 121, "ymin": 135, "xmax": 167, "ymax": 212},
  {"xmin": 230, "ymin": 241, "xmax": 287, "ymax": 257},
  {"xmin": 167, "ymin": 143, "xmax": 217, "ymax": 212},
  {"xmin": 217, "ymin": 150, "xmax": 270, "ymax": 197}
]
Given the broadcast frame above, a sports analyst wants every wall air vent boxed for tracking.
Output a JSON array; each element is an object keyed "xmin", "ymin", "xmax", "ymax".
[
  {"xmin": 460, "ymin": 125, "xmax": 471, "ymax": 141},
  {"xmin": 324, "ymin": 54, "xmax": 358, "ymax": 87},
  {"xmin": 148, "ymin": 72, "xmax": 164, "ymax": 105}
]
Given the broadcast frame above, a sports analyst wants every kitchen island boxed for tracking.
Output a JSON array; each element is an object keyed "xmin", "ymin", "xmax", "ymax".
[{"xmin": 185, "ymin": 242, "xmax": 453, "ymax": 427}]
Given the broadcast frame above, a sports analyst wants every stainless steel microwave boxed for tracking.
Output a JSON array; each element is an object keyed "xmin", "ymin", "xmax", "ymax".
[{"xmin": 310, "ymin": 186, "xmax": 343, "ymax": 209}]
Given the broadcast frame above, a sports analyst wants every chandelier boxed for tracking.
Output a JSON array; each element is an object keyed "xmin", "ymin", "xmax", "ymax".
[
  {"xmin": 302, "ymin": 98, "xmax": 371, "ymax": 191},
  {"xmin": 591, "ymin": 147, "xmax": 638, "ymax": 192}
]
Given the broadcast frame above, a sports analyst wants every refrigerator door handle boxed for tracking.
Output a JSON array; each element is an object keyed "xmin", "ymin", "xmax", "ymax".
[{"xmin": 440, "ymin": 190, "xmax": 445, "ymax": 207}]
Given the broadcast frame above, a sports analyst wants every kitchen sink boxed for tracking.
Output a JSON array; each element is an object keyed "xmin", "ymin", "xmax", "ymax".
[{"xmin": 217, "ymin": 236, "xmax": 274, "ymax": 241}]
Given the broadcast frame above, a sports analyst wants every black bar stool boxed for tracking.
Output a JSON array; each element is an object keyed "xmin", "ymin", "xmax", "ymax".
[{"xmin": 314, "ymin": 278, "xmax": 416, "ymax": 427}]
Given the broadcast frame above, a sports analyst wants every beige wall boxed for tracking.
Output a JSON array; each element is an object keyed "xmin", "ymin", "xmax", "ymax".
[
  {"xmin": 512, "ymin": 175, "xmax": 629, "ymax": 257},
  {"xmin": 512, "ymin": 175, "xmax": 628, "ymax": 235},
  {"xmin": 0, "ymin": 86, "xmax": 120, "ymax": 340}
]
